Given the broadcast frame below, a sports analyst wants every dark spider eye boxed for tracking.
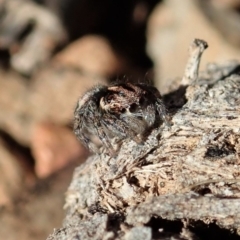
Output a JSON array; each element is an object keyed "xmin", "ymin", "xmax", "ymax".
[
  {"xmin": 121, "ymin": 108, "xmax": 126, "ymax": 113},
  {"xmin": 129, "ymin": 103, "xmax": 138, "ymax": 112}
]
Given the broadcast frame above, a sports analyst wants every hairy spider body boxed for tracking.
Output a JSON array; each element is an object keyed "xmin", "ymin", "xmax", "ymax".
[{"xmin": 74, "ymin": 82, "xmax": 169, "ymax": 155}]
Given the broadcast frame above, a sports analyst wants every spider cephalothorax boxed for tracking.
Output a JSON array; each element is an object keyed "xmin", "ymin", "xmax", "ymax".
[{"xmin": 74, "ymin": 82, "xmax": 169, "ymax": 156}]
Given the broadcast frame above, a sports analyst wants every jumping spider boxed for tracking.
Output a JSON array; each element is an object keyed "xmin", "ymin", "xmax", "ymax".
[{"xmin": 74, "ymin": 82, "xmax": 169, "ymax": 156}]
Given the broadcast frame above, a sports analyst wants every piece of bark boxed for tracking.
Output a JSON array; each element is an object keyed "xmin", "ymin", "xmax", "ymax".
[
  {"xmin": 48, "ymin": 39, "xmax": 240, "ymax": 239},
  {"xmin": 47, "ymin": 214, "xmax": 114, "ymax": 240},
  {"xmin": 0, "ymin": 0, "xmax": 67, "ymax": 75},
  {"xmin": 126, "ymin": 192, "xmax": 240, "ymax": 231}
]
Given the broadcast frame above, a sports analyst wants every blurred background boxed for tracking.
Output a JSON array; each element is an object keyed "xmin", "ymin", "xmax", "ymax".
[{"xmin": 1, "ymin": 0, "xmax": 240, "ymax": 239}]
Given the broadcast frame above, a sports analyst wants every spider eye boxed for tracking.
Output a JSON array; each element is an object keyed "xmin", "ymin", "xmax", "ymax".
[
  {"xmin": 129, "ymin": 103, "xmax": 138, "ymax": 112},
  {"xmin": 121, "ymin": 108, "xmax": 126, "ymax": 113}
]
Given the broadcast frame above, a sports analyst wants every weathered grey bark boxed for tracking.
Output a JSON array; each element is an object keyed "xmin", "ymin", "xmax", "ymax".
[{"xmin": 47, "ymin": 40, "xmax": 240, "ymax": 239}]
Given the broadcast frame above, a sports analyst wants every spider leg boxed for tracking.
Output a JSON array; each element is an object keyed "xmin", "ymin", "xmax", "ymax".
[
  {"xmin": 93, "ymin": 120, "xmax": 116, "ymax": 156},
  {"xmin": 102, "ymin": 114, "xmax": 143, "ymax": 143},
  {"xmin": 140, "ymin": 83, "xmax": 170, "ymax": 127},
  {"xmin": 73, "ymin": 111, "xmax": 101, "ymax": 153},
  {"xmin": 74, "ymin": 111, "xmax": 115, "ymax": 155},
  {"xmin": 76, "ymin": 128, "xmax": 100, "ymax": 153},
  {"xmin": 155, "ymin": 98, "xmax": 171, "ymax": 127},
  {"xmin": 121, "ymin": 116, "xmax": 146, "ymax": 133}
]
